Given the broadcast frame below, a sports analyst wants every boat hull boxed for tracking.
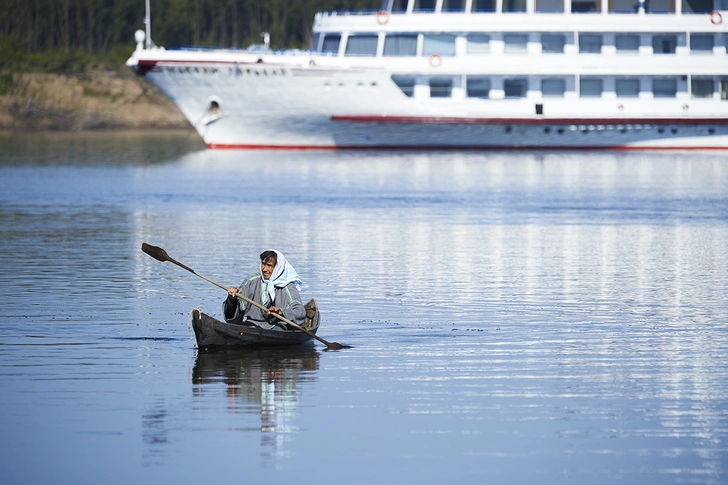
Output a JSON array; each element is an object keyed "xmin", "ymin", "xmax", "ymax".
[{"xmin": 191, "ymin": 300, "xmax": 320, "ymax": 349}]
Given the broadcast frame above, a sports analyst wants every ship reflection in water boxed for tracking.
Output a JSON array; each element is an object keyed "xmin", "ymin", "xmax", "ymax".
[{"xmin": 191, "ymin": 345, "xmax": 319, "ymax": 461}]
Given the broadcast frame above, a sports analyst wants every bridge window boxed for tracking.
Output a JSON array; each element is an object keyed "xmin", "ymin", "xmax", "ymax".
[
  {"xmin": 536, "ymin": 0, "xmax": 565, "ymax": 12},
  {"xmin": 345, "ymin": 35, "xmax": 378, "ymax": 56},
  {"xmin": 381, "ymin": 0, "xmax": 408, "ymax": 12},
  {"xmin": 572, "ymin": 0, "xmax": 600, "ymax": 12},
  {"xmin": 503, "ymin": 0, "xmax": 527, "ymax": 12},
  {"xmin": 442, "ymin": 0, "xmax": 466, "ymax": 11},
  {"xmin": 682, "ymin": 0, "xmax": 713, "ymax": 13},
  {"xmin": 472, "ymin": 0, "xmax": 496, "ymax": 11},
  {"xmin": 321, "ymin": 34, "xmax": 341, "ymax": 54},
  {"xmin": 423, "ymin": 34, "xmax": 456, "ymax": 56},
  {"xmin": 384, "ymin": 34, "xmax": 418, "ymax": 56},
  {"xmin": 413, "ymin": 0, "xmax": 437, "ymax": 12}
]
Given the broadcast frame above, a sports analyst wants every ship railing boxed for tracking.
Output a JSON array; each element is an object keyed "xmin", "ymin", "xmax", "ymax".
[{"xmin": 170, "ymin": 45, "xmax": 315, "ymax": 56}]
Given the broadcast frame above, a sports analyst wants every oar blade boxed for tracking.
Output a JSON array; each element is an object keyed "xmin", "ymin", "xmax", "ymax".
[
  {"xmin": 325, "ymin": 342, "xmax": 351, "ymax": 351},
  {"xmin": 141, "ymin": 243, "xmax": 170, "ymax": 263}
]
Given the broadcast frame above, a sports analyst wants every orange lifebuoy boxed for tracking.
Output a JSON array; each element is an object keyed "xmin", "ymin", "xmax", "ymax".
[
  {"xmin": 429, "ymin": 53, "xmax": 442, "ymax": 67},
  {"xmin": 710, "ymin": 11, "xmax": 722, "ymax": 24},
  {"xmin": 377, "ymin": 10, "xmax": 389, "ymax": 24}
]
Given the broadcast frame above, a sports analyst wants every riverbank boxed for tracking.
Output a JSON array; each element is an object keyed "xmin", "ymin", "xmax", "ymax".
[{"xmin": 0, "ymin": 68, "xmax": 189, "ymax": 131}]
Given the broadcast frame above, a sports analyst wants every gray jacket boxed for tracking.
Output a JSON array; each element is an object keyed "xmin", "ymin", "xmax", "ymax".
[{"xmin": 222, "ymin": 273, "xmax": 306, "ymax": 330}]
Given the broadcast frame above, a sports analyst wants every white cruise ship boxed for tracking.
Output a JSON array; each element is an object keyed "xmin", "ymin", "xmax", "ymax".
[{"xmin": 126, "ymin": 0, "xmax": 728, "ymax": 149}]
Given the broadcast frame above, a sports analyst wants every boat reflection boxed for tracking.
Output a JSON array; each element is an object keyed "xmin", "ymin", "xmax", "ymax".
[{"xmin": 192, "ymin": 345, "xmax": 319, "ymax": 461}]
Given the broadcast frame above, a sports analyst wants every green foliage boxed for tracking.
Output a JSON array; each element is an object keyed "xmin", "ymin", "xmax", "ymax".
[{"xmin": 0, "ymin": 0, "xmax": 380, "ymax": 62}]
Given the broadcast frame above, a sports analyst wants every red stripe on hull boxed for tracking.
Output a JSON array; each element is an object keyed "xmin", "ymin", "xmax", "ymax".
[
  {"xmin": 331, "ymin": 115, "xmax": 728, "ymax": 125},
  {"xmin": 208, "ymin": 143, "xmax": 728, "ymax": 151}
]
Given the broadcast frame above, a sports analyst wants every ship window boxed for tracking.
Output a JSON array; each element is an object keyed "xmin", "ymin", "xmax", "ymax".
[
  {"xmin": 572, "ymin": 0, "xmax": 601, "ymax": 12},
  {"xmin": 430, "ymin": 77, "xmax": 453, "ymax": 98},
  {"xmin": 542, "ymin": 34, "xmax": 565, "ymax": 53},
  {"xmin": 442, "ymin": 0, "xmax": 466, "ymax": 11},
  {"xmin": 467, "ymin": 34, "xmax": 491, "ymax": 54},
  {"xmin": 503, "ymin": 0, "xmax": 527, "ymax": 12},
  {"xmin": 467, "ymin": 76, "xmax": 491, "ymax": 98},
  {"xmin": 580, "ymin": 78, "xmax": 603, "ymax": 97},
  {"xmin": 609, "ymin": 0, "xmax": 635, "ymax": 11},
  {"xmin": 504, "ymin": 34, "xmax": 528, "ymax": 53},
  {"xmin": 472, "ymin": 0, "xmax": 496, "ymax": 11},
  {"xmin": 345, "ymin": 35, "xmax": 378, "ymax": 56},
  {"xmin": 691, "ymin": 79, "xmax": 714, "ymax": 98},
  {"xmin": 653, "ymin": 78, "xmax": 677, "ymax": 97},
  {"xmin": 690, "ymin": 34, "xmax": 714, "ymax": 53},
  {"xmin": 536, "ymin": 0, "xmax": 565, "ymax": 12},
  {"xmin": 382, "ymin": 0, "xmax": 408, "ymax": 12},
  {"xmin": 542, "ymin": 78, "xmax": 566, "ymax": 97},
  {"xmin": 616, "ymin": 34, "xmax": 639, "ymax": 52},
  {"xmin": 504, "ymin": 78, "xmax": 528, "ymax": 98},
  {"xmin": 391, "ymin": 75, "xmax": 416, "ymax": 97},
  {"xmin": 652, "ymin": 35, "xmax": 677, "ymax": 54},
  {"xmin": 721, "ymin": 79, "xmax": 728, "ymax": 100},
  {"xmin": 648, "ymin": 0, "xmax": 674, "ymax": 11},
  {"xmin": 384, "ymin": 34, "xmax": 418, "ymax": 56},
  {"xmin": 413, "ymin": 0, "xmax": 437, "ymax": 12},
  {"xmin": 423, "ymin": 34, "xmax": 456, "ymax": 56},
  {"xmin": 321, "ymin": 34, "xmax": 341, "ymax": 54},
  {"xmin": 616, "ymin": 79, "xmax": 640, "ymax": 97},
  {"xmin": 682, "ymin": 0, "xmax": 713, "ymax": 13},
  {"xmin": 312, "ymin": 33, "xmax": 321, "ymax": 51},
  {"xmin": 579, "ymin": 34, "xmax": 602, "ymax": 53}
]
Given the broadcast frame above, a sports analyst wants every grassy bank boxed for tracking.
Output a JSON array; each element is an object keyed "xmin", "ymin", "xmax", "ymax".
[{"xmin": 0, "ymin": 49, "xmax": 189, "ymax": 131}]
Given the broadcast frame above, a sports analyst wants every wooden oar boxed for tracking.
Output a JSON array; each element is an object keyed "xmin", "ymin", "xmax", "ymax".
[{"xmin": 141, "ymin": 243, "xmax": 349, "ymax": 350}]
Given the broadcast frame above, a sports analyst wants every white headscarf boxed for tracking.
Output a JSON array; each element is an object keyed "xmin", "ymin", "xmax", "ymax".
[{"xmin": 260, "ymin": 250, "xmax": 302, "ymax": 306}]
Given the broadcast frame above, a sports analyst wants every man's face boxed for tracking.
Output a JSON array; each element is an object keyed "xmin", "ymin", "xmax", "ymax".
[{"xmin": 261, "ymin": 257, "xmax": 276, "ymax": 280}]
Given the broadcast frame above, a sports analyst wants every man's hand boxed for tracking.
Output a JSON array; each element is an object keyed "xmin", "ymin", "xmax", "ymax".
[{"xmin": 267, "ymin": 306, "xmax": 283, "ymax": 316}]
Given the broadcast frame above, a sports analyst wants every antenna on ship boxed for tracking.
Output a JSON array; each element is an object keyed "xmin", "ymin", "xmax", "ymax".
[{"xmin": 144, "ymin": 0, "xmax": 153, "ymax": 49}]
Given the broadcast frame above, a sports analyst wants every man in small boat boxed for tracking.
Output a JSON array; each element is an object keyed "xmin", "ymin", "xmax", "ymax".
[{"xmin": 223, "ymin": 250, "xmax": 306, "ymax": 330}]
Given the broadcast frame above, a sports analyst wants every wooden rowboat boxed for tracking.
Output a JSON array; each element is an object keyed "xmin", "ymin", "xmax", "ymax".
[{"xmin": 191, "ymin": 299, "xmax": 320, "ymax": 349}]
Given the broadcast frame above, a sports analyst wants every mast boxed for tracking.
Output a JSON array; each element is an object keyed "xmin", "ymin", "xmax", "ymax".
[{"xmin": 144, "ymin": 0, "xmax": 152, "ymax": 49}]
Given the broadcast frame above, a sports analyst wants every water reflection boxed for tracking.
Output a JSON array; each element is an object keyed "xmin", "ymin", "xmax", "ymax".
[{"xmin": 191, "ymin": 346, "xmax": 319, "ymax": 462}]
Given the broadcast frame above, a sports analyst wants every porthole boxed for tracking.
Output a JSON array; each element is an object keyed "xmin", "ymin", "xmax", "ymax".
[
  {"xmin": 658, "ymin": 128, "xmax": 665, "ymax": 134},
  {"xmin": 709, "ymin": 128, "xmax": 716, "ymax": 134},
  {"xmin": 557, "ymin": 128, "xmax": 564, "ymax": 134},
  {"xmin": 671, "ymin": 128, "xmax": 678, "ymax": 134},
  {"xmin": 505, "ymin": 126, "xmax": 512, "ymax": 133},
  {"xmin": 544, "ymin": 127, "xmax": 551, "ymax": 134}
]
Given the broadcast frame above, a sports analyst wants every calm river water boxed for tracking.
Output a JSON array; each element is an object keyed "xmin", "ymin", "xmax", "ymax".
[{"xmin": 0, "ymin": 131, "xmax": 727, "ymax": 484}]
